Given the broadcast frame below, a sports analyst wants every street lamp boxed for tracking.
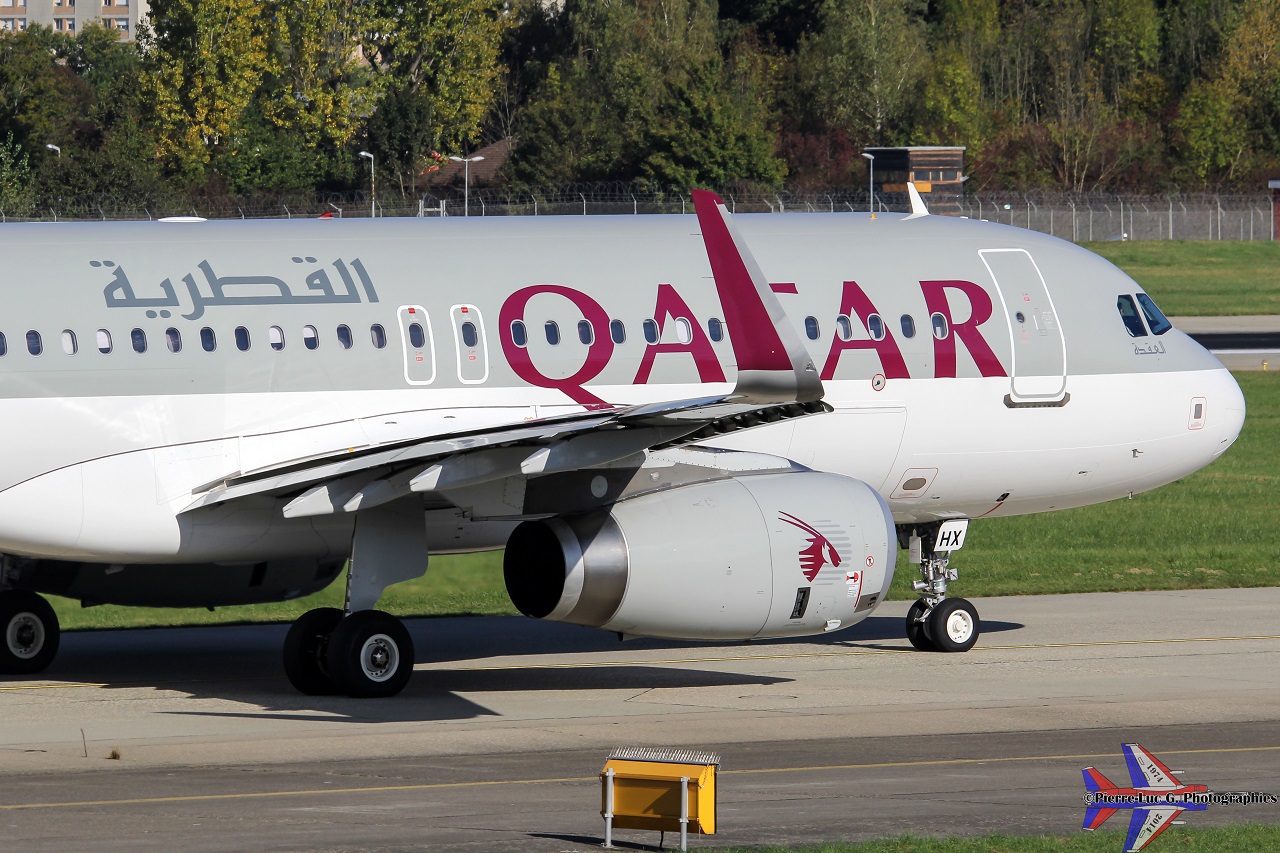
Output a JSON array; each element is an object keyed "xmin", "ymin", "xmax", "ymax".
[
  {"xmin": 358, "ymin": 151, "xmax": 375, "ymax": 217},
  {"xmin": 860, "ymin": 152, "xmax": 874, "ymax": 213},
  {"xmin": 449, "ymin": 155, "xmax": 485, "ymax": 217},
  {"xmin": 45, "ymin": 143, "xmax": 61, "ymax": 159}
]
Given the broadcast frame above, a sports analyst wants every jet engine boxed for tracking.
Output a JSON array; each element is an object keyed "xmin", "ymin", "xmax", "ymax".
[{"xmin": 504, "ymin": 471, "xmax": 895, "ymax": 640}]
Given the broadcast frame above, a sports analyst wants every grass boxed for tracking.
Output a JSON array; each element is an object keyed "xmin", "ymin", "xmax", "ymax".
[
  {"xmin": 699, "ymin": 825, "xmax": 1280, "ymax": 853},
  {"xmin": 48, "ymin": 371, "xmax": 1277, "ymax": 632},
  {"xmin": 1083, "ymin": 240, "xmax": 1280, "ymax": 317}
]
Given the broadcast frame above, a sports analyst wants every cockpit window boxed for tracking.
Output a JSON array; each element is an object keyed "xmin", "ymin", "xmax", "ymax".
[
  {"xmin": 1136, "ymin": 293, "xmax": 1172, "ymax": 335},
  {"xmin": 1116, "ymin": 295, "xmax": 1147, "ymax": 338}
]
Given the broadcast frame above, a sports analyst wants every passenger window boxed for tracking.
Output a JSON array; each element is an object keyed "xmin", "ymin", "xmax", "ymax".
[
  {"xmin": 235, "ymin": 326, "xmax": 251, "ymax": 351},
  {"xmin": 409, "ymin": 323, "xmax": 426, "ymax": 349},
  {"xmin": 370, "ymin": 324, "xmax": 387, "ymax": 349},
  {"xmin": 900, "ymin": 314, "xmax": 916, "ymax": 338},
  {"xmin": 707, "ymin": 318, "xmax": 724, "ymax": 342},
  {"xmin": 462, "ymin": 321, "xmax": 478, "ymax": 348},
  {"xmin": 166, "ymin": 328, "xmax": 181, "ymax": 353},
  {"xmin": 131, "ymin": 328, "xmax": 147, "ymax": 354},
  {"xmin": 269, "ymin": 325, "xmax": 285, "ymax": 351},
  {"xmin": 804, "ymin": 316, "xmax": 820, "ymax": 340},
  {"xmin": 97, "ymin": 329, "xmax": 112, "ymax": 354},
  {"xmin": 673, "ymin": 317, "xmax": 693, "ymax": 344},
  {"xmin": 0, "ymin": 332, "xmax": 7, "ymax": 356},
  {"xmin": 545, "ymin": 321, "xmax": 560, "ymax": 345},
  {"xmin": 930, "ymin": 313, "xmax": 949, "ymax": 340},
  {"xmin": 1116, "ymin": 295, "xmax": 1147, "ymax": 338},
  {"xmin": 610, "ymin": 319, "xmax": 626, "ymax": 344},
  {"xmin": 26, "ymin": 331, "xmax": 42, "ymax": 356},
  {"xmin": 511, "ymin": 320, "xmax": 528, "ymax": 347},
  {"xmin": 836, "ymin": 315, "xmax": 853, "ymax": 341},
  {"xmin": 577, "ymin": 320, "xmax": 593, "ymax": 345},
  {"xmin": 643, "ymin": 319, "xmax": 659, "ymax": 344},
  {"xmin": 200, "ymin": 327, "xmax": 216, "ymax": 352},
  {"xmin": 303, "ymin": 325, "xmax": 319, "ymax": 350},
  {"xmin": 1136, "ymin": 293, "xmax": 1172, "ymax": 335},
  {"xmin": 61, "ymin": 330, "xmax": 78, "ymax": 355},
  {"xmin": 867, "ymin": 314, "xmax": 886, "ymax": 341},
  {"xmin": 337, "ymin": 325, "xmax": 353, "ymax": 349}
]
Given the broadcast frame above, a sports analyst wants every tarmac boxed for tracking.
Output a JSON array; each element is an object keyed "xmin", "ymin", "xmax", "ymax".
[
  {"xmin": 1172, "ymin": 315, "xmax": 1280, "ymax": 370},
  {"xmin": 1, "ymin": 588, "xmax": 1278, "ymax": 850}
]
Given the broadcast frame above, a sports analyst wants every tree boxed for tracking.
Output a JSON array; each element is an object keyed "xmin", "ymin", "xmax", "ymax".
[
  {"xmin": 511, "ymin": 0, "xmax": 785, "ymax": 188},
  {"xmin": 0, "ymin": 132, "xmax": 33, "ymax": 215},
  {"xmin": 360, "ymin": 0, "xmax": 509, "ymax": 164},
  {"xmin": 796, "ymin": 0, "xmax": 927, "ymax": 146},
  {"xmin": 139, "ymin": 0, "xmax": 270, "ymax": 182}
]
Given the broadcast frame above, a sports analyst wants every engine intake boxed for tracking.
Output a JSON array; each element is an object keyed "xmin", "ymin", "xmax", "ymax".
[{"xmin": 504, "ymin": 471, "xmax": 895, "ymax": 640}]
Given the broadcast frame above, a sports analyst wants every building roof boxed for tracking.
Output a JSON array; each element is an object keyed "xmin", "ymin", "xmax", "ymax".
[{"xmin": 424, "ymin": 138, "xmax": 514, "ymax": 187}]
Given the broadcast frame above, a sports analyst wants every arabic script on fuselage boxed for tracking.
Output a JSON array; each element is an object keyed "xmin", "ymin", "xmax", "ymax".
[{"xmin": 96, "ymin": 256, "xmax": 379, "ymax": 321}]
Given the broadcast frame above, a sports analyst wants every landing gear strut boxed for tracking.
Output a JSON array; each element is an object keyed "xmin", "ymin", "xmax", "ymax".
[
  {"xmin": 281, "ymin": 501, "xmax": 425, "ymax": 698},
  {"xmin": 899, "ymin": 522, "xmax": 980, "ymax": 653}
]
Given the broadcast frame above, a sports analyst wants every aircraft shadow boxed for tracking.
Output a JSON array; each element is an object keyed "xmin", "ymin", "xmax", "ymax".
[{"xmin": 9, "ymin": 612, "xmax": 1021, "ymax": 722}]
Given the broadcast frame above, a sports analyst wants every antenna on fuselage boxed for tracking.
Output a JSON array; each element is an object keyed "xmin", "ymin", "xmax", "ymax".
[{"xmin": 904, "ymin": 183, "xmax": 930, "ymax": 220}]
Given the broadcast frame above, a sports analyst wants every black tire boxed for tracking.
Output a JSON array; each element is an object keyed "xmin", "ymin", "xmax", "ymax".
[
  {"xmin": 283, "ymin": 607, "xmax": 344, "ymax": 695},
  {"xmin": 0, "ymin": 591, "xmax": 60, "ymax": 675},
  {"xmin": 905, "ymin": 599, "xmax": 935, "ymax": 651},
  {"xmin": 326, "ymin": 610, "xmax": 414, "ymax": 698},
  {"xmin": 927, "ymin": 598, "xmax": 980, "ymax": 653}
]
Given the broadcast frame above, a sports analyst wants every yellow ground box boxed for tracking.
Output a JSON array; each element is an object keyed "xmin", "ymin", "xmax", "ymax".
[{"xmin": 600, "ymin": 748, "xmax": 719, "ymax": 849}]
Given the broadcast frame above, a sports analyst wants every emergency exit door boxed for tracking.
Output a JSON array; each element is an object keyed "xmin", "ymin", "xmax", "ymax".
[
  {"xmin": 397, "ymin": 305, "xmax": 435, "ymax": 385},
  {"xmin": 979, "ymin": 249, "xmax": 1067, "ymax": 401}
]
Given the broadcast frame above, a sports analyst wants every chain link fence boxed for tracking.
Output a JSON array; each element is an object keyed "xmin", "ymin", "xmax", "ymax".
[{"xmin": 4, "ymin": 184, "xmax": 1275, "ymax": 242}]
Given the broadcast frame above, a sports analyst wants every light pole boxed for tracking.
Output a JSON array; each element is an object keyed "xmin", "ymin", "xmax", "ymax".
[
  {"xmin": 45, "ymin": 143, "xmax": 61, "ymax": 159},
  {"xmin": 449, "ymin": 155, "xmax": 485, "ymax": 217},
  {"xmin": 358, "ymin": 151, "xmax": 375, "ymax": 217},
  {"xmin": 861, "ymin": 152, "xmax": 874, "ymax": 213}
]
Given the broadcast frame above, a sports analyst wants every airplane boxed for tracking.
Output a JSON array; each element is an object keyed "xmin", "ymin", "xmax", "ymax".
[
  {"xmin": 0, "ymin": 188, "xmax": 1245, "ymax": 697},
  {"xmin": 1082, "ymin": 743, "xmax": 1209, "ymax": 851}
]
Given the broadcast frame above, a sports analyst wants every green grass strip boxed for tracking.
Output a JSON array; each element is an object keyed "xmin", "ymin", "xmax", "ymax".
[
  {"xmin": 1083, "ymin": 241, "xmax": 1280, "ymax": 317},
  {"xmin": 700, "ymin": 823, "xmax": 1280, "ymax": 852}
]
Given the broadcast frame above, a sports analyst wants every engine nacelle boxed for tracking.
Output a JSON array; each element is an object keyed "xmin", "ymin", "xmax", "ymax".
[{"xmin": 504, "ymin": 471, "xmax": 896, "ymax": 640}]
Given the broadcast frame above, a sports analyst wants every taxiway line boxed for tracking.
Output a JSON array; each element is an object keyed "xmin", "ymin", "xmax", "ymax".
[{"xmin": 4, "ymin": 744, "xmax": 1279, "ymax": 812}]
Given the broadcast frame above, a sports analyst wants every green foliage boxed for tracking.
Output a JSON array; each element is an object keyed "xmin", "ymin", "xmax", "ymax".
[
  {"xmin": 797, "ymin": 0, "xmax": 926, "ymax": 146},
  {"xmin": 0, "ymin": 132, "xmax": 32, "ymax": 215},
  {"xmin": 512, "ymin": 0, "xmax": 784, "ymax": 189}
]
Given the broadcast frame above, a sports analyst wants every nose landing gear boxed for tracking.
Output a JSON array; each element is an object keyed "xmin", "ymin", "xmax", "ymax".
[{"xmin": 900, "ymin": 521, "xmax": 981, "ymax": 653}]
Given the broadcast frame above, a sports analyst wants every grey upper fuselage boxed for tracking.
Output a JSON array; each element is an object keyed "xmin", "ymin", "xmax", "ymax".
[{"xmin": 0, "ymin": 211, "xmax": 1212, "ymax": 398}]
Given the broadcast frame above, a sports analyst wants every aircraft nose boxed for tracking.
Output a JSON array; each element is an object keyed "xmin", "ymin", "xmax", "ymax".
[{"xmin": 1216, "ymin": 369, "xmax": 1246, "ymax": 457}]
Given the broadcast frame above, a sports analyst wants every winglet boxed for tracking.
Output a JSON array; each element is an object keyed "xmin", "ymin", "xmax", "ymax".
[
  {"xmin": 905, "ymin": 182, "xmax": 930, "ymax": 219},
  {"xmin": 691, "ymin": 190, "xmax": 823, "ymax": 404}
]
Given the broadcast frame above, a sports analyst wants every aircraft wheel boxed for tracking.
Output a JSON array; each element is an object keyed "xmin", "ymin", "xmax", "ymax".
[
  {"xmin": 905, "ymin": 600, "xmax": 935, "ymax": 651},
  {"xmin": 0, "ymin": 590, "xmax": 60, "ymax": 675},
  {"xmin": 326, "ymin": 610, "xmax": 414, "ymax": 698},
  {"xmin": 282, "ymin": 607, "xmax": 344, "ymax": 695},
  {"xmin": 927, "ymin": 598, "xmax": 980, "ymax": 653}
]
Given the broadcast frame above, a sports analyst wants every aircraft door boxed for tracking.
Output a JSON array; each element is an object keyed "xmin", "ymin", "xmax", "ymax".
[
  {"xmin": 397, "ymin": 305, "xmax": 436, "ymax": 385},
  {"xmin": 979, "ymin": 249, "xmax": 1067, "ymax": 401},
  {"xmin": 451, "ymin": 304, "xmax": 489, "ymax": 384}
]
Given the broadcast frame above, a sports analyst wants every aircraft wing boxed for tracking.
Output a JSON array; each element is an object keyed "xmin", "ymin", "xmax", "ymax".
[
  {"xmin": 182, "ymin": 190, "xmax": 827, "ymax": 517},
  {"xmin": 1124, "ymin": 807, "xmax": 1183, "ymax": 852},
  {"xmin": 1123, "ymin": 743, "xmax": 1182, "ymax": 789}
]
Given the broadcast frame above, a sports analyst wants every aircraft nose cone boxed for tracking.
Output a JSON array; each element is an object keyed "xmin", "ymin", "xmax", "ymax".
[{"xmin": 1217, "ymin": 369, "xmax": 1246, "ymax": 457}]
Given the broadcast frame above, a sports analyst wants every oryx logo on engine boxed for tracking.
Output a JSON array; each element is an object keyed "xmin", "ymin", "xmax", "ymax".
[{"xmin": 779, "ymin": 512, "xmax": 844, "ymax": 582}]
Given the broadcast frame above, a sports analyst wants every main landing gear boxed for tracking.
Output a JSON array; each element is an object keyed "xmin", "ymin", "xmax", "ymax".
[
  {"xmin": 282, "ymin": 501, "xmax": 426, "ymax": 698},
  {"xmin": 0, "ymin": 589, "xmax": 60, "ymax": 675},
  {"xmin": 283, "ymin": 606, "xmax": 415, "ymax": 698},
  {"xmin": 900, "ymin": 522, "xmax": 981, "ymax": 653}
]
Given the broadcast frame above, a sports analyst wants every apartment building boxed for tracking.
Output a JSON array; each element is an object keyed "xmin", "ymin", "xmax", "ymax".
[{"xmin": 0, "ymin": 0, "xmax": 149, "ymax": 40}]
